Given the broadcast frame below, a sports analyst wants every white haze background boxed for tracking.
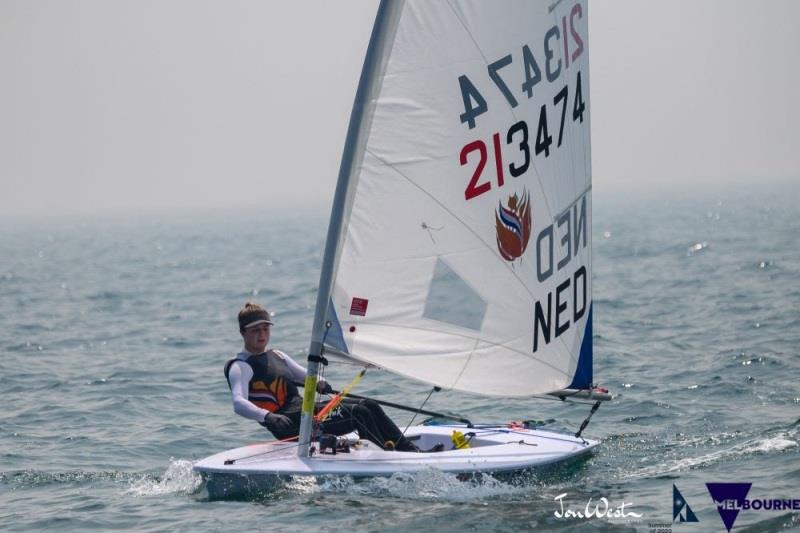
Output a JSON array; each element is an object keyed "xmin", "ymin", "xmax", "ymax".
[{"xmin": 1, "ymin": 0, "xmax": 798, "ymax": 216}]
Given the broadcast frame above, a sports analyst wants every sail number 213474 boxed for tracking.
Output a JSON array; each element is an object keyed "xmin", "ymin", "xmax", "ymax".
[{"xmin": 460, "ymin": 70, "xmax": 585, "ymax": 201}]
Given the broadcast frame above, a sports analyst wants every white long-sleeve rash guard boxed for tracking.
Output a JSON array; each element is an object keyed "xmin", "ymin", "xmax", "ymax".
[{"xmin": 227, "ymin": 349, "xmax": 308, "ymax": 422}]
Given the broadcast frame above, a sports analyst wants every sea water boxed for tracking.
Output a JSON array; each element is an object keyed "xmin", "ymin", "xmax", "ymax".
[{"xmin": 1, "ymin": 183, "xmax": 798, "ymax": 531}]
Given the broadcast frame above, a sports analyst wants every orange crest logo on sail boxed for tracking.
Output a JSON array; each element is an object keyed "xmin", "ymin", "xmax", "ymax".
[{"xmin": 495, "ymin": 190, "xmax": 531, "ymax": 262}]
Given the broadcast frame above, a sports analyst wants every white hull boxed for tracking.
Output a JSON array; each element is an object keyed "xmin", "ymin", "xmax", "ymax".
[{"xmin": 194, "ymin": 425, "xmax": 598, "ymax": 496}]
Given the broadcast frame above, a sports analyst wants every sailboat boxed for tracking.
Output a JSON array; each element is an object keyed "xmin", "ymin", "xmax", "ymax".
[{"xmin": 195, "ymin": 0, "xmax": 610, "ymax": 492}]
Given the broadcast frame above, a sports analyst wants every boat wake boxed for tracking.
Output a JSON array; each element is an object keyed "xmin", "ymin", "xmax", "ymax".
[
  {"xmin": 197, "ymin": 468, "xmax": 537, "ymax": 503},
  {"xmin": 125, "ymin": 459, "xmax": 202, "ymax": 497},
  {"xmin": 0, "ymin": 469, "xmax": 131, "ymax": 488},
  {"xmin": 610, "ymin": 423, "xmax": 798, "ymax": 481},
  {"xmin": 313, "ymin": 468, "xmax": 525, "ymax": 501},
  {"xmin": 0, "ymin": 460, "xmax": 203, "ymax": 499}
]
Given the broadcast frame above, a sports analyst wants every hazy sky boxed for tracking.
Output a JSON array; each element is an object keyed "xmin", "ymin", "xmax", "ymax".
[{"xmin": 1, "ymin": 0, "xmax": 798, "ymax": 216}]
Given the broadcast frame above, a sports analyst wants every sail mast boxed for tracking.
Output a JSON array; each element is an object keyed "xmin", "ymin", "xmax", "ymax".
[{"xmin": 297, "ymin": 0, "xmax": 404, "ymax": 458}]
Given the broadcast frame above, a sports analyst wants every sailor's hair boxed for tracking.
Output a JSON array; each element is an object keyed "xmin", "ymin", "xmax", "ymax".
[{"xmin": 238, "ymin": 302, "xmax": 273, "ymax": 331}]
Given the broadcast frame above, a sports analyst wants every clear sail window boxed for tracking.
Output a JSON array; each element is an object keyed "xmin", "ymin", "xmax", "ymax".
[{"xmin": 422, "ymin": 258, "xmax": 487, "ymax": 331}]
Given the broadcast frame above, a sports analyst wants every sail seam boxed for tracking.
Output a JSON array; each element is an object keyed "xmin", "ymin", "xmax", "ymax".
[
  {"xmin": 450, "ymin": 337, "xmax": 481, "ymax": 390},
  {"xmin": 341, "ymin": 350, "xmax": 569, "ymax": 396},
  {"xmin": 341, "ymin": 320, "xmax": 570, "ymax": 379}
]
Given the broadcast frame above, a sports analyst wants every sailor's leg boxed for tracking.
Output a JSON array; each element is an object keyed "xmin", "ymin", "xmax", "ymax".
[
  {"xmin": 318, "ymin": 400, "xmax": 389, "ymax": 447},
  {"xmin": 318, "ymin": 402, "xmax": 359, "ymax": 436},
  {"xmin": 356, "ymin": 399, "xmax": 419, "ymax": 452}
]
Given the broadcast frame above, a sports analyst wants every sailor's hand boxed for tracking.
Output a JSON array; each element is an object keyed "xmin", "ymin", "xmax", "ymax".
[
  {"xmin": 316, "ymin": 380, "xmax": 334, "ymax": 394},
  {"xmin": 263, "ymin": 412, "xmax": 293, "ymax": 434}
]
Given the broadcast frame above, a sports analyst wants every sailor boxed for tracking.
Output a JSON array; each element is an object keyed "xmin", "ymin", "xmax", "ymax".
[{"xmin": 225, "ymin": 302, "xmax": 422, "ymax": 451}]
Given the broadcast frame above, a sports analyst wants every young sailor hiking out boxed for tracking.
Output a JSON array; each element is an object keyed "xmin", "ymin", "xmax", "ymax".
[{"xmin": 226, "ymin": 302, "xmax": 429, "ymax": 452}]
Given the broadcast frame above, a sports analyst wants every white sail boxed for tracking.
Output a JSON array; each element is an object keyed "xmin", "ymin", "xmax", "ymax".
[{"xmin": 324, "ymin": 0, "xmax": 593, "ymax": 397}]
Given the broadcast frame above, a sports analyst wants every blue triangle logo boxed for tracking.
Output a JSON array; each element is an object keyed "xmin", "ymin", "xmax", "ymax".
[
  {"xmin": 673, "ymin": 484, "xmax": 699, "ymax": 522},
  {"xmin": 706, "ymin": 482, "xmax": 751, "ymax": 532}
]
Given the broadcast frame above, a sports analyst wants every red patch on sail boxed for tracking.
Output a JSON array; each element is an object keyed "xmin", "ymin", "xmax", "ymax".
[
  {"xmin": 350, "ymin": 297, "xmax": 369, "ymax": 316},
  {"xmin": 495, "ymin": 190, "xmax": 532, "ymax": 262}
]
